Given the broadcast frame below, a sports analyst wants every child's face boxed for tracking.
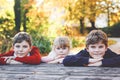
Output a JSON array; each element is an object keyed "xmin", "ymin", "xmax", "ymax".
[
  {"xmin": 86, "ymin": 41, "xmax": 107, "ymax": 59},
  {"xmin": 13, "ymin": 40, "xmax": 31, "ymax": 57},
  {"xmin": 54, "ymin": 46, "xmax": 69, "ymax": 56}
]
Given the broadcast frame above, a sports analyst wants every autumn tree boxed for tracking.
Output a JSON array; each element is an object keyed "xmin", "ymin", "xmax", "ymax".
[
  {"xmin": 21, "ymin": 0, "xmax": 29, "ymax": 32},
  {"xmin": 96, "ymin": 0, "xmax": 120, "ymax": 26}
]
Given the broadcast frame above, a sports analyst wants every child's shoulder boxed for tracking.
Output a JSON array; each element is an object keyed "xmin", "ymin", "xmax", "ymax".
[
  {"xmin": 31, "ymin": 46, "xmax": 39, "ymax": 49},
  {"xmin": 31, "ymin": 46, "xmax": 40, "ymax": 52},
  {"xmin": 106, "ymin": 48, "xmax": 114, "ymax": 53},
  {"xmin": 105, "ymin": 48, "xmax": 118, "ymax": 56}
]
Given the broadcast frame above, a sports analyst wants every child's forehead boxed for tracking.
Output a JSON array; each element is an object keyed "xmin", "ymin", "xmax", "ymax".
[
  {"xmin": 54, "ymin": 37, "xmax": 69, "ymax": 43},
  {"xmin": 93, "ymin": 40, "xmax": 104, "ymax": 43},
  {"xmin": 15, "ymin": 40, "xmax": 27, "ymax": 43},
  {"xmin": 53, "ymin": 36, "xmax": 70, "ymax": 48},
  {"xmin": 14, "ymin": 40, "xmax": 29, "ymax": 45},
  {"xmin": 87, "ymin": 39, "xmax": 105, "ymax": 44},
  {"xmin": 55, "ymin": 43, "xmax": 67, "ymax": 46},
  {"xmin": 88, "ymin": 41, "xmax": 106, "ymax": 46},
  {"xmin": 16, "ymin": 39, "xmax": 29, "ymax": 43},
  {"xmin": 55, "ymin": 44, "xmax": 69, "ymax": 48},
  {"xmin": 54, "ymin": 39, "xmax": 69, "ymax": 45}
]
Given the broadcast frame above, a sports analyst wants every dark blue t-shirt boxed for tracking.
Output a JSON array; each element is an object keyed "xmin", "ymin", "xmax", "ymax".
[{"xmin": 63, "ymin": 48, "xmax": 120, "ymax": 67}]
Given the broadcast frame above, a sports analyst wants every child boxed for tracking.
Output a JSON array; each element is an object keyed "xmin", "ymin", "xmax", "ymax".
[
  {"xmin": 41, "ymin": 36, "xmax": 71, "ymax": 63},
  {"xmin": 63, "ymin": 30, "xmax": 120, "ymax": 67},
  {"xmin": 0, "ymin": 32, "xmax": 41, "ymax": 65}
]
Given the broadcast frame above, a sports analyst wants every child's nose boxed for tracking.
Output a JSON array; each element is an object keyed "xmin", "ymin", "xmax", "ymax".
[
  {"xmin": 19, "ymin": 47, "xmax": 23, "ymax": 51},
  {"xmin": 95, "ymin": 48, "xmax": 99, "ymax": 51},
  {"xmin": 60, "ymin": 49, "xmax": 63, "ymax": 52}
]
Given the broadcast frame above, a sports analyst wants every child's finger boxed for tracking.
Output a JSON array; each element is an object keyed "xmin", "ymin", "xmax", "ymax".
[
  {"xmin": 4, "ymin": 57, "xmax": 9, "ymax": 62},
  {"xmin": 89, "ymin": 58, "xmax": 103, "ymax": 63},
  {"xmin": 88, "ymin": 61, "xmax": 102, "ymax": 66},
  {"xmin": 10, "ymin": 60, "xmax": 23, "ymax": 64},
  {"xmin": 6, "ymin": 58, "xmax": 11, "ymax": 64}
]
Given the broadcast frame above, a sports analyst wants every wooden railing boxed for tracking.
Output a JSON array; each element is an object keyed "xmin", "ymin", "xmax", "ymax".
[{"xmin": 0, "ymin": 63, "xmax": 120, "ymax": 80}]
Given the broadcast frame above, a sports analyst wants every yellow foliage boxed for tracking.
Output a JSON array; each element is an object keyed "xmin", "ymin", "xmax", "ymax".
[{"xmin": 108, "ymin": 39, "xmax": 116, "ymax": 46}]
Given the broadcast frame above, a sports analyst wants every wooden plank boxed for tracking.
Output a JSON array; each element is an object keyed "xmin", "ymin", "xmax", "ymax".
[{"xmin": 0, "ymin": 63, "xmax": 120, "ymax": 80}]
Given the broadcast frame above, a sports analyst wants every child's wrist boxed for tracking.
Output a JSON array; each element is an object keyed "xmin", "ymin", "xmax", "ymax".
[{"xmin": 99, "ymin": 61, "xmax": 102, "ymax": 66}]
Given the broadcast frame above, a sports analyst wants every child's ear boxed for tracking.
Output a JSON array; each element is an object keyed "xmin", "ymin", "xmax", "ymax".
[
  {"xmin": 29, "ymin": 46, "xmax": 32, "ymax": 52},
  {"xmin": 12, "ymin": 44, "xmax": 14, "ymax": 50},
  {"xmin": 105, "ymin": 46, "xmax": 108, "ymax": 51},
  {"xmin": 86, "ymin": 47, "xmax": 89, "ymax": 52}
]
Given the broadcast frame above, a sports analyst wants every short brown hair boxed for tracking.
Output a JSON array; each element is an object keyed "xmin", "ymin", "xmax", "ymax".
[
  {"xmin": 86, "ymin": 30, "xmax": 108, "ymax": 47},
  {"xmin": 13, "ymin": 32, "xmax": 32, "ymax": 46}
]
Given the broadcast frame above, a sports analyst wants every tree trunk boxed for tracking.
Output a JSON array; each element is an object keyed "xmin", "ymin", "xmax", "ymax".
[
  {"xmin": 23, "ymin": 10, "xmax": 28, "ymax": 32},
  {"xmin": 79, "ymin": 18, "xmax": 84, "ymax": 34},
  {"xmin": 90, "ymin": 20, "xmax": 96, "ymax": 29},
  {"xmin": 14, "ymin": 0, "xmax": 21, "ymax": 32}
]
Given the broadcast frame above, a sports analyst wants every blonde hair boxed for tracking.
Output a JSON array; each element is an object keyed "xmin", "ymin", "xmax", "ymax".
[
  {"xmin": 52, "ymin": 36, "xmax": 71, "ymax": 50},
  {"xmin": 86, "ymin": 30, "xmax": 108, "ymax": 48},
  {"xmin": 48, "ymin": 36, "xmax": 71, "ymax": 58}
]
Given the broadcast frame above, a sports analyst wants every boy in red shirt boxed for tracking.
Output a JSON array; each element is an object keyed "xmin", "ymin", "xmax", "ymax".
[{"xmin": 0, "ymin": 32, "xmax": 41, "ymax": 65}]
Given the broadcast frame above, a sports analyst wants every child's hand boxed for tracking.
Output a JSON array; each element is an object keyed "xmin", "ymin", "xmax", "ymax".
[
  {"xmin": 41, "ymin": 56, "xmax": 54, "ymax": 62},
  {"xmin": 3, "ymin": 56, "xmax": 15, "ymax": 64},
  {"xmin": 3, "ymin": 56, "xmax": 22, "ymax": 64},
  {"xmin": 9, "ymin": 60, "xmax": 23, "ymax": 64},
  {"xmin": 55, "ymin": 55, "xmax": 66, "ymax": 59},
  {"xmin": 88, "ymin": 61, "xmax": 102, "ymax": 66},
  {"xmin": 89, "ymin": 58, "xmax": 103, "ymax": 64},
  {"xmin": 48, "ymin": 58, "xmax": 64, "ymax": 64},
  {"xmin": 88, "ymin": 58, "xmax": 103, "ymax": 66}
]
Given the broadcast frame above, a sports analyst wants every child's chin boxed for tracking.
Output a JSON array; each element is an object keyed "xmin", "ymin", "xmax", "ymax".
[{"xmin": 16, "ymin": 55, "xmax": 25, "ymax": 57}]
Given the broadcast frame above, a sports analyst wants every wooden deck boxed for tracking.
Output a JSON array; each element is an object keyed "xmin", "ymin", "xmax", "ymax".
[{"xmin": 0, "ymin": 63, "xmax": 120, "ymax": 80}]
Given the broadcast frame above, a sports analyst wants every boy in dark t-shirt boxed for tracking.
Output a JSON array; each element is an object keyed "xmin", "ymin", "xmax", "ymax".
[{"xmin": 63, "ymin": 30, "xmax": 120, "ymax": 67}]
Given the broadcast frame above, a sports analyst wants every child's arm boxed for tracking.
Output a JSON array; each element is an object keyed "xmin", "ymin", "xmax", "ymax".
[
  {"xmin": 63, "ymin": 49, "xmax": 90, "ymax": 66},
  {"xmin": 41, "ymin": 56, "xmax": 54, "ymax": 63},
  {"xmin": 88, "ymin": 61, "xmax": 102, "ymax": 66},
  {"xmin": 0, "ymin": 57, "xmax": 6, "ymax": 65},
  {"xmin": 0, "ymin": 56, "xmax": 22, "ymax": 65},
  {"xmin": 0, "ymin": 50, "xmax": 14, "ymax": 65},
  {"xmin": 55, "ymin": 54, "xmax": 66, "ymax": 59},
  {"xmin": 3, "ymin": 56, "xmax": 23, "ymax": 64},
  {"xmin": 41, "ymin": 51, "xmax": 56, "ymax": 63},
  {"xmin": 87, "ymin": 58, "xmax": 103, "ymax": 66},
  {"xmin": 101, "ymin": 49, "xmax": 120, "ymax": 67},
  {"xmin": 41, "ymin": 54, "xmax": 65, "ymax": 63},
  {"xmin": 88, "ymin": 49, "xmax": 120, "ymax": 67},
  {"xmin": 48, "ymin": 58, "xmax": 64, "ymax": 64},
  {"xmin": 14, "ymin": 46, "xmax": 41, "ymax": 65},
  {"xmin": 0, "ymin": 50, "xmax": 14, "ymax": 57},
  {"xmin": 102, "ymin": 55, "xmax": 120, "ymax": 67},
  {"xmin": 8, "ymin": 60, "xmax": 23, "ymax": 64},
  {"xmin": 47, "ymin": 54, "xmax": 68, "ymax": 64}
]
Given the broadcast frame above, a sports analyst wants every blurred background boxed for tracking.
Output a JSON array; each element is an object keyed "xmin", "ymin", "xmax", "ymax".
[{"xmin": 0, "ymin": 0, "xmax": 120, "ymax": 55}]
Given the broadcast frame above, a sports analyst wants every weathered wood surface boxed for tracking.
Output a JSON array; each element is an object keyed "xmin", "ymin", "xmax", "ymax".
[{"xmin": 0, "ymin": 63, "xmax": 120, "ymax": 80}]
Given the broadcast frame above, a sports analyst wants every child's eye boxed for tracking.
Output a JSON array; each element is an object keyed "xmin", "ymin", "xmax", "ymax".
[
  {"xmin": 99, "ymin": 46, "xmax": 104, "ymax": 48},
  {"xmin": 91, "ymin": 46, "xmax": 96, "ymax": 48},
  {"xmin": 15, "ymin": 45, "xmax": 20, "ymax": 48},
  {"xmin": 57, "ymin": 47, "xmax": 60, "ymax": 50},
  {"xmin": 23, "ymin": 45, "xmax": 28, "ymax": 48},
  {"xmin": 62, "ymin": 47, "xmax": 66, "ymax": 49}
]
